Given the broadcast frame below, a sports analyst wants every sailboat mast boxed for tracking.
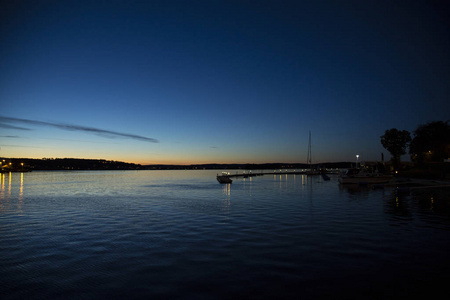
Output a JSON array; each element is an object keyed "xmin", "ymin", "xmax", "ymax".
[{"xmin": 307, "ymin": 130, "xmax": 312, "ymax": 170}]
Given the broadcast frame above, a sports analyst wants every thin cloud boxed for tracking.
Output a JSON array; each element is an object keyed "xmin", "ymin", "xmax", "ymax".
[
  {"xmin": 0, "ymin": 135, "xmax": 20, "ymax": 138},
  {"xmin": 0, "ymin": 116, "xmax": 159, "ymax": 143},
  {"xmin": 39, "ymin": 137, "xmax": 121, "ymax": 144},
  {"xmin": 0, "ymin": 123, "xmax": 31, "ymax": 131}
]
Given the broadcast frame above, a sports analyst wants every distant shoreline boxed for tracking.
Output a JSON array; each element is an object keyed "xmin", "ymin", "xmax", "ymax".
[
  {"xmin": 1, "ymin": 157, "xmax": 353, "ymax": 171},
  {"xmin": 2, "ymin": 157, "xmax": 448, "ymax": 181}
]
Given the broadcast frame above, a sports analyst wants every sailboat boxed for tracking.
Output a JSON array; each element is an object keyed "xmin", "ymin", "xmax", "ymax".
[{"xmin": 305, "ymin": 131, "xmax": 319, "ymax": 175}]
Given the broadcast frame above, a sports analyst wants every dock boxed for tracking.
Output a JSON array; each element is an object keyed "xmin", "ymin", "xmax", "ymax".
[{"xmin": 222, "ymin": 170, "xmax": 330, "ymax": 179}]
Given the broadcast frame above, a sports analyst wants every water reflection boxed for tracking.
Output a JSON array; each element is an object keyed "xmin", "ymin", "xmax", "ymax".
[
  {"xmin": 384, "ymin": 194, "xmax": 412, "ymax": 219},
  {"xmin": 272, "ymin": 173, "xmax": 290, "ymax": 190},
  {"xmin": 8, "ymin": 172, "xmax": 11, "ymax": 197},
  {"xmin": 0, "ymin": 173, "xmax": 5, "ymax": 211},
  {"xmin": 18, "ymin": 173, "xmax": 24, "ymax": 213},
  {"xmin": 0, "ymin": 173, "xmax": 13, "ymax": 198},
  {"xmin": 242, "ymin": 176, "xmax": 253, "ymax": 194},
  {"xmin": 19, "ymin": 173, "xmax": 24, "ymax": 199},
  {"xmin": 1, "ymin": 173, "xmax": 4, "ymax": 194},
  {"xmin": 384, "ymin": 188, "xmax": 450, "ymax": 226},
  {"xmin": 0, "ymin": 172, "xmax": 25, "ymax": 214},
  {"xmin": 222, "ymin": 183, "xmax": 231, "ymax": 197},
  {"xmin": 415, "ymin": 189, "xmax": 450, "ymax": 219},
  {"xmin": 338, "ymin": 184, "xmax": 372, "ymax": 198},
  {"xmin": 221, "ymin": 183, "xmax": 231, "ymax": 215}
]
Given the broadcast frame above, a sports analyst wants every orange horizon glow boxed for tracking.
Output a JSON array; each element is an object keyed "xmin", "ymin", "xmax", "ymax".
[
  {"xmin": 1, "ymin": 155, "xmax": 306, "ymax": 166},
  {"xmin": 1, "ymin": 153, "xmax": 357, "ymax": 166}
]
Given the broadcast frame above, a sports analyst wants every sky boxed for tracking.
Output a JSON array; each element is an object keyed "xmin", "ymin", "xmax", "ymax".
[{"xmin": 1, "ymin": 0, "xmax": 449, "ymax": 165}]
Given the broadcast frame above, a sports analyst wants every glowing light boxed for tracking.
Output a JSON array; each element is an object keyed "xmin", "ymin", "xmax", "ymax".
[
  {"xmin": 19, "ymin": 173, "xmax": 24, "ymax": 203},
  {"xmin": 8, "ymin": 172, "xmax": 12, "ymax": 196}
]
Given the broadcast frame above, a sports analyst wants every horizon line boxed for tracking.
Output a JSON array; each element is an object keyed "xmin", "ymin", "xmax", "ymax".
[{"xmin": 1, "ymin": 156, "xmax": 373, "ymax": 166}]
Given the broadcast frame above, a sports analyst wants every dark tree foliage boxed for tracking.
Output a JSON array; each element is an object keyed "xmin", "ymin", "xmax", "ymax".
[
  {"xmin": 409, "ymin": 121, "xmax": 450, "ymax": 163},
  {"xmin": 0, "ymin": 158, "xmax": 143, "ymax": 171},
  {"xmin": 380, "ymin": 128, "xmax": 411, "ymax": 170}
]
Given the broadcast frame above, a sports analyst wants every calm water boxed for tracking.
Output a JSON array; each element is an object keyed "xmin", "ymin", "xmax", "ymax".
[{"xmin": 1, "ymin": 170, "xmax": 449, "ymax": 299}]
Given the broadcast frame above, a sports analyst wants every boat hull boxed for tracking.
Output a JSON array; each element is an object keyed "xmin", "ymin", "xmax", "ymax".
[{"xmin": 217, "ymin": 176, "xmax": 232, "ymax": 184}]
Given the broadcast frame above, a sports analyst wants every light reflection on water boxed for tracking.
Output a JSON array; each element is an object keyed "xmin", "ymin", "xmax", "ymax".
[{"xmin": 1, "ymin": 170, "xmax": 450, "ymax": 299}]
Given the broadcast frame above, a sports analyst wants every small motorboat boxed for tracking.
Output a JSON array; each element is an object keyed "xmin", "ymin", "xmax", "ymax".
[{"xmin": 217, "ymin": 172, "xmax": 232, "ymax": 184}]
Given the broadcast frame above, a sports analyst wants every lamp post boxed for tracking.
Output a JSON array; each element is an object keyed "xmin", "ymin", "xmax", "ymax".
[{"xmin": 356, "ymin": 154, "xmax": 359, "ymax": 168}]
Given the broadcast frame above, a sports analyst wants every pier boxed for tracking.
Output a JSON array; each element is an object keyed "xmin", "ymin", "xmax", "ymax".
[
  {"xmin": 221, "ymin": 170, "xmax": 335, "ymax": 179},
  {"xmin": 228, "ymin": 170, "xmax": 302, "ymax": 178}
]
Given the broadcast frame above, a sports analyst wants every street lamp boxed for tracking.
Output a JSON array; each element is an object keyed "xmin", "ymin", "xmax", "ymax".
[{"xmin": 356, "ymin": 154, "xmax": 359, "ymax": 168}]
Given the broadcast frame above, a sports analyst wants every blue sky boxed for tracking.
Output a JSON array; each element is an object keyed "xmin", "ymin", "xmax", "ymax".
[{"xmin": 1, "ymin": 0, "xmax": 449, "ymax": 164}]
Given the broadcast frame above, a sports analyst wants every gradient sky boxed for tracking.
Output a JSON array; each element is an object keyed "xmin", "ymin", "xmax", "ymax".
[{"xmin": 1, "ymin": 0, "xmax": 449, "ymax": 165}]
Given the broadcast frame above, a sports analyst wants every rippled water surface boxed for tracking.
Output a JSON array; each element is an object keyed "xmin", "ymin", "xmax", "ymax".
[{"xmin": 1, "ymin": 170, "xmax": 450, "ymax": 299}]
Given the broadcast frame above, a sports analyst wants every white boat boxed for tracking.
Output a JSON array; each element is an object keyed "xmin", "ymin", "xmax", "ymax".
[
  {"xmin": 338, "ymin": 168, "xmax": 393, "ymax": 184},
  {"xmin": 217, "ymin": 172, "xmax": 232, "ymax": 184}
]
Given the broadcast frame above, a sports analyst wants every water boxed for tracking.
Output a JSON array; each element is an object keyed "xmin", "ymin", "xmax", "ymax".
[{"xmin": 1, "ymin": 170, "xmax": 449, "ymax": 299}]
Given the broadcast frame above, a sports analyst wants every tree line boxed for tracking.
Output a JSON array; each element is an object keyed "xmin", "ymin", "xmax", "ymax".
[
  {"xmin": 380, "ymin": 120, "xmax": 450, "ymax": 170},
  {"xmin": 1, "ymin": 158, "xmax": 143, "ymax": 171}
]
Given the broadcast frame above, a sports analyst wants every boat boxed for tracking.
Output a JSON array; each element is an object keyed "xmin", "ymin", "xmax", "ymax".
[
  {"xmin": 305, "ymin": 131, "xmax": 321, "ymax": 176},
  {"xmin": 217, "ymin": 172, "xmax": 232, "ymax": 184},
  {"xmin": 338, "ymin": 168, "xmax": 393, "ymax": 184}
]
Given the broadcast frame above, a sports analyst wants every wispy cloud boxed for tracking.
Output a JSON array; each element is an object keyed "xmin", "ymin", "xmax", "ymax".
[
  {"xmin": 0, "ymin": 135, "xmax": 20, "ymax": 138},
  {"xmin": 39, "ymin": 137, "xmax": 121, "ymax": 144},
  {"xmin": 0, "ymin": 123, "xmax": 31, "ymax": 131},
  {"xmin": 0, "ymin": 116, "xmax": 159, "ymax": 143}
]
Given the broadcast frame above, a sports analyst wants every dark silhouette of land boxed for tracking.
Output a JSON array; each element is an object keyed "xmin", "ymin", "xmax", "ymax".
[
  {"xmin": 144, "ymin": 162, "xmax": 352, "ymax": 170},
  {"xmin": 1, "ymin": 157, "xmax": 353, "ymax": 171},
  {"xmin": 1, "ymin": 158, "xmax": 142, "ymax": 171},
  {"xmin": 2, "ymin": 157, "xmax": 448, "ymax": 180}
]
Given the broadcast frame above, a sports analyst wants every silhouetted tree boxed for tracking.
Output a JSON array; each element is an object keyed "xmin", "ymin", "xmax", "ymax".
[
  {"xmin": 380, "ymin": 128, "xmax": 411, "ymax": 170},
  {"xmin": 409, "ymin": 121, "xmax": 450, "ymax": 163}
]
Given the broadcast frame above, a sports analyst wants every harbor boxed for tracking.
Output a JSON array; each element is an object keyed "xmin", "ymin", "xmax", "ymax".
[
  {"xmin": 217, "ymin": 169, "xmax": 333, "ymax": 183},
  {"xmin": 217, "ymin": 169, "xmax": 450, "ymax": 190}
]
